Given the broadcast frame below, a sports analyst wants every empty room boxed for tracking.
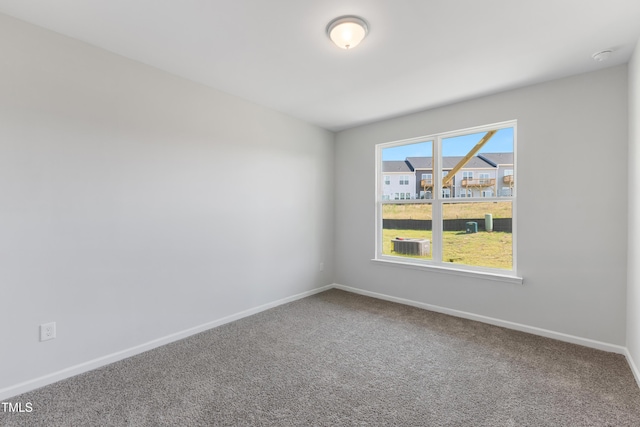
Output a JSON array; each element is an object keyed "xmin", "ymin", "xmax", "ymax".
[{"xmin": 1, "ymin": 0, "xmax": 640, "ymax": 425}]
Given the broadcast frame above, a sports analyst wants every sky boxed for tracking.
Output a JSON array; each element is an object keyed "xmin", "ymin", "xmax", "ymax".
[{"xmin": 382, "ymin": 127, "xmax": 514, "ymax": 160}]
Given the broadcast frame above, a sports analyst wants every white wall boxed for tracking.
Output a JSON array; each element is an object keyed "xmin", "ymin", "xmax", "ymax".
[
  {"xmin": 628, "ymin": 38, "xmax": 640, "ymax": 383},
  {"xmin": 335, "ymin": 66, "xmax": 628, "ymax": 346},
  {"xmin": 0, "ymin": 14, "xmax": 334, "ymax": 394}
]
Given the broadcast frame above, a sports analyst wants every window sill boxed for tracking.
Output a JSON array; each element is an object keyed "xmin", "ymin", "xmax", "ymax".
[{"xmin": 371, "ymin": 258, "xmax": 524, "ymax": 285}]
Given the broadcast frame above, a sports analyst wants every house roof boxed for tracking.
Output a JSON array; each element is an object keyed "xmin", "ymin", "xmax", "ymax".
[
  {"xmin": 382, "ymin": 160, "xmax": 413, "ymax": 173},
  {"xmin": 407, "ymin": 156, "xmax": 495, "ymax": 170},
  {"xmin": 406, "ymin": 157, "xmax": 432, "ymax": 169},
  {"xmin": 443, "ymin": 156, "xmax": 494, "ymax": 169},
  {"xmin": 478, "ymin": 153, "xmax": 514, "ymax": 166}
]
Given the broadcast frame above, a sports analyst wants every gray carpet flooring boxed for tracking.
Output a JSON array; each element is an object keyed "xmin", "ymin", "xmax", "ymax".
[{"xmin": 2, "ymin": 289, "xmax": 640, "ymax": 426}]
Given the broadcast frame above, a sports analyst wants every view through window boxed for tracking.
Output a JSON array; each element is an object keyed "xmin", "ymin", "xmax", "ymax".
[{"xmin": 377, "ymin": 122, "xmax": 516, "ymax": 274}]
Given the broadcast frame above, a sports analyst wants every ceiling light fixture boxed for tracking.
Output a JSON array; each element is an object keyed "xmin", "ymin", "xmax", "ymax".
[
  {"xmin": 592, "ymin": 50, "xmax": 613, "ymax": 62},
  {"xmin": 326, "ymin": 15, "xmax": 369, "ymax": 50}
]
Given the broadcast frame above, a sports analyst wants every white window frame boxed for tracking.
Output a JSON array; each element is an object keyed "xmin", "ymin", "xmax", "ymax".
[
  {"xmin": 374, "ymin": 120, "xmax": 520, "ymax": 284},
  {"xmin": 384, "ymin": 175, "xmax": 390, "ymax": 185},
  {"xmin": 399, "ymin": 175, "xmax": 409, "ymax": 185}
]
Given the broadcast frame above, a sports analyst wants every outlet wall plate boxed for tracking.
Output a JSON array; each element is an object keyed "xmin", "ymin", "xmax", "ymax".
[{"xmin": 40, "ymin": 322, "xmax": 56, "ymax": 341}]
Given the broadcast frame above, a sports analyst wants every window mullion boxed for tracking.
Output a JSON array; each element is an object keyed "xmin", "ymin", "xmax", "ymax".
[
  {"xmin": 375, "ymin": 145, "xmax": 383, "ymax": 259},
  {"xmin": 432, "ymin": 136, "xmax": 443, "ymax": 263}
]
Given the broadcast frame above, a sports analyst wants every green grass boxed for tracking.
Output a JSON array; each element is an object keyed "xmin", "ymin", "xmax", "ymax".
[
  {"xmin": 383, "ymin": 228, "xmax": 512, "ymax": 270},
  {"xmin": 383, "ymin": 201, "xmax": 512, "ymax": 220}
]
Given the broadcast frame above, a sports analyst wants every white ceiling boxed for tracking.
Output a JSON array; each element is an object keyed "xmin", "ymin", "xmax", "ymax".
[{"xmin": 1, "ymin": 0, "xmax": 639, "ymax": 131}]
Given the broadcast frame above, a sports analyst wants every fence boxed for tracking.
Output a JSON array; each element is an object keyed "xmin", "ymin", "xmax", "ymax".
[{"xmin": 383, "ymin": 218, "xmax": 512, "ymax": 232}]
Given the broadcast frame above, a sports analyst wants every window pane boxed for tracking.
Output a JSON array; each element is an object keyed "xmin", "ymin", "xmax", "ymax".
[
  {"xmin": 381, "ymin": 140, "xmax": 433, "ymax": 200},
  {"xmin": 442, "ymin": 128, "xmax": 514, "ymax": 199},
  {"xmin": 382, "ymin": 203, "xmax": 432, "ymax": 260},
  {"xmin": 441, "ymin": 201, "xmax": 512, "ymax": 270}
]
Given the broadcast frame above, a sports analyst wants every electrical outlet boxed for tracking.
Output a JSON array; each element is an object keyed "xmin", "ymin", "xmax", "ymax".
[{"xmin": 40, "ymin": 322, "xmax": 56, "ymax": 342}]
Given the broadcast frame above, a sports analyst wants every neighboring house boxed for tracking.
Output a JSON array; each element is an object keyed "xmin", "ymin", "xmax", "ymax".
[
  {"xmin": 381, "ymin": 160, "xmax": 415, "ymax": 200},
  {"xmin": 405, "ymin": 157, "xmax": 434, "ymax": 199},
  {"xmin": 479, "ymin": 153, "xmax": 515, "ymax": 197},
  {"xmin": 448, "ymin": 155, "xmax": 498, "ymax": 198},
  {"xmin": 398, "ymin": 153, "xmax": 514, "ymax": 199}
]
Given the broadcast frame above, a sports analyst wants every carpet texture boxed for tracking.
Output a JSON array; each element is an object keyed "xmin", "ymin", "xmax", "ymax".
[{"xmin": 2, "ymin": 289, "xmax": 639, "ymax": 426}]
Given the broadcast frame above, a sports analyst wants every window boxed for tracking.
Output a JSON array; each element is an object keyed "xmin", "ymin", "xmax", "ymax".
[
  {"xmin": 376, "ymin": 121, "xmax": 517, "ymax": 278},
  {"xmin": 399, "ymin": 175, "xmax": 410, "ymax": 185},
  {"xmin": 384, "ymin": 175, "xmax": 390, "ymax": 185}
]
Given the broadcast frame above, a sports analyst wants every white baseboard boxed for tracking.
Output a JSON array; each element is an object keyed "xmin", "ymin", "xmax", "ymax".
[
  {"xmin": 626, "ymin": 348, "xmax": 640, "ymax": 389},
  {"xmin": 332, "ymin": 284, "xmax": 628, "ymax": 355},
  {"xmin": 0, "ymin": 284, "xmax": 333, "ymax": 401},
  {"xmin": 3, "ymin": 283, "xmax": 637, "ymax": 400}
]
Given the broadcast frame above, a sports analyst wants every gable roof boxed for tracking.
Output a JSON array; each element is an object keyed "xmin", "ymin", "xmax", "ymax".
[
  {"xmin": 382, "ymin": 160, "xmax": 413, "ymax": 173},
  {"xmin": 478, "ymin": 153, "xmax": 514, "ymax": 166},
  {"xmin": 407, "ymin": 156, "xmax": 496, "ymax": 170},
  {"xmin": 443, "ymin": 156, "xmax": 494, "ymax": 169},
  {"xmin": 406, "ymin": 157, "xmax": 432, "ymax": 169}
]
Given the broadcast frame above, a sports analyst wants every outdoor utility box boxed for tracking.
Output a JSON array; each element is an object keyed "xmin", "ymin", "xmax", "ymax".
[
  {"xmin": 466, "ymin": 222, "xmax": 478, "ymax": 234},
  {"xmin": 392, "ymin": 238, "xmax": 430, "ymax": 256},
  {"xmin": 485, "ymin": 214, "xmax": 493, "ymax": 232}
]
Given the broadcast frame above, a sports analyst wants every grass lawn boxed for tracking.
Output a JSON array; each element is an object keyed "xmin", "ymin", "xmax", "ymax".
[
  {"xmin": 382, "ymin": 228, "xmax": 512, "ymax": 270},
  {"xmin": 383, "ymin": 201, "xmax": 512, "ymax": 220}
]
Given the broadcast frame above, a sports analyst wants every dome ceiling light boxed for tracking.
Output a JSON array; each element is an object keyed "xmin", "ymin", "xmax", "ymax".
[
  {"xmin": 592, "ymin": 50, "xmax": 613, "ymax": 62},
  {"xmin": 326, "ymin": 15, "xmax": 369, "ymax": 50}
]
